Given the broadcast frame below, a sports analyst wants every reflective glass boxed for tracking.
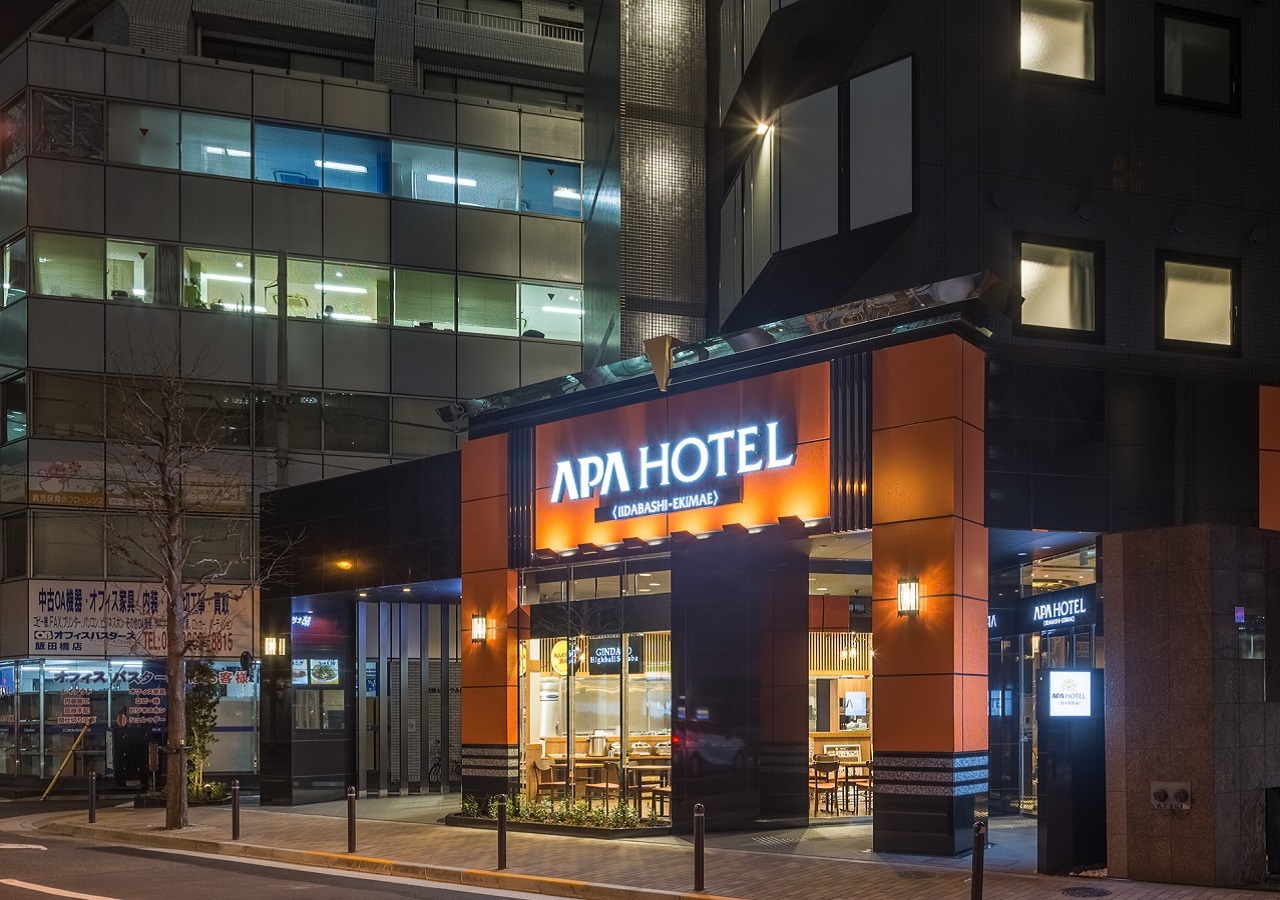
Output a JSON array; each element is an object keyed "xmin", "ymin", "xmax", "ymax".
[
  {"xmin": 520, "ymin": 282, "xmax": 582, "ymax": 341},
  {"xmin": 394, "ymin": 269, "xmax": 455, "ymax": 328},
  {"xmin": 321, "ymin": 261, "xmax": 388, "ymax": 323},
  {"xmin": 106, "ymin": 240, "xmax": 156, "ymax": 303},
  {"xmin": 254, "ymin": 122, "xmax": 323, "ymax": 186},
  {"xmin": 319, "ymin": 131, "xmax": 390, "ymax": 194},
  {"xmin": 184, "ymin": 248, "xmax": 255, "ymax": 312},
  {"xmin": 254, "ymin": 255, "xmax": 322, "ymax": 318},
  {"xmin": 108, "ymin": 103, "xmax": 179, "ymax": 169},
  {"xmin": 391, "ymin": 140, "xmax": 456, "ymax": 203},
  {"xmin": 458, "ymin": 274, "xmax": 518, "ymax": 336},
  {"xmin": 322, "ymin": 392, "xmax": 389, "ymax": 453},
  {"xmin": 520, "ymin": 157, "xmax": 581, "ymax": 217},
  {"xmin": 392, "ymin": 397, "xmax": 455, "ymax": 457},
  {"xmin": 457, "ymin": 149, "xmax": 520, "ymax": 210},
  {"xmin": 1163, "ymin": 15, "xmax": 1234, "ymax": 106},
  {"xmin": 181, "ymin": 111, "xmax": 252, "ymax": 178},
  {"xmin": 3, "ymin": 236, "xmax": 27, "ymax": 305},
  {"xmin": 33, "ymin": 233, "xmax": 104, "ymax": 299}
]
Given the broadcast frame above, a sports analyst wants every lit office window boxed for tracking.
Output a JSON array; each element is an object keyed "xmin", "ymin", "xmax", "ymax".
[
  {"xmin": 181, "ymin": 112, "xmax": 252, "ymax": 178},
  {"xmin": 392, "ymin": 397, "xmax": 455, "ymax": 457},
  {"xmin": 2, "ymin": 236, "xmax": 26, "ymax": 305},
  {"xmin": 457, "ymin": 149, "xmax": 520, "ymax": 210},
  {"xmin": 322, "ymin": 393, "xmax": 389, "ymax": 454},
  {"xmin": 319, "ymin": 131, "xmax": 390, "ymax": 195},
  {"xmin": 1019, "ymin": 242, "xmax": 1097, "ymax": 333},
  {"xmin": 1159, "ymin": 8, "xmax": 1238, "ymax": 110},
  {"xmin": 458, "ymin": 274, "xmax": 518, "ymax": 336},
  {"xmin": 520, "ymin": 157, "xmax": 581, "ymax": 218},
  {"xmin": 254, "ymin": 255, "xmax": 322, "ymax": 317},
  {"xmin": 520, "ymin": 282, "xmax": 582, "ymax": 341},
  {"xmin": 320, "ymin": 261, "xmax": 388, "ymax": 323},
  {"xmin": 1161, "ymin": 259, "xmax": 1235, "ymax": 348},
  {"xmin": 184, "ymin": 248, "xmax": 255, "ymax": 311},
  {"xmin": 106, "ymin": 240, "xmax": 155, "ymax": 303},
  {"xmin": 254, "ymin": 122, "xmax": 323, "ymax": 186},
  {"xmin": 107, "ymin": 103, "xmax": 179, "ymax": 169},
  {"xmin": 394, "ymin": 269, "xmax": 455, "ymax": 329},
  {"xmin": 33, "ymin": 233, "xmax": 104, "ymax": 299},
  {"xmin": 391, "ymin": 140, "xmax": 456, "ymax": 203},
  {"xmin": 2, "ymin": 375, "xmax": 26, "ymax": 443},
  {"xmin": 1020, "ymin": 0, "xmax": 1096, "ymax": 81}
]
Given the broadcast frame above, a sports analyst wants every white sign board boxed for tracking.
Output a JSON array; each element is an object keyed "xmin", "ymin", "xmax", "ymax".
[
  {"xmin": 29, "ymin": 581, "xmax": 256, "ymax": 659},
  {"xmin": 1047, "ymin": 670, "xmax": 1092, "ymax": 718}
]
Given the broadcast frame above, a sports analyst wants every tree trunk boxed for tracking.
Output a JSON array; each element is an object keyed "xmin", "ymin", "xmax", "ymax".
[{"xmin": 164, "ymin": 564, "xmax": 188, "ymax": 829}]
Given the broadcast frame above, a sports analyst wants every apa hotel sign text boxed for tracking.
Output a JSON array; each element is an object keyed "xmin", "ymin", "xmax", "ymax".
[{"xmin": 550, "ymin": 421, "xmax": 796, "ymax": 522}]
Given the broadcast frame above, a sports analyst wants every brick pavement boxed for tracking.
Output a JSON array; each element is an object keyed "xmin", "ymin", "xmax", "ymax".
[{"xmin": 33, "ymin": 806, "xmax": 1272, "ymax": 900}]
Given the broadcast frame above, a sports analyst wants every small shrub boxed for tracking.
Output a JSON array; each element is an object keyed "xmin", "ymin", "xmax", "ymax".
[
  {"xmin": 460, "ymin": 795, "xmax": 480, "ymax": 818},
  {"xmin": 645, "ymin": 805, "xmax": 664, "ymax": 828},
  {"xmin": 487, "ymin": 795, "xmax": 504, "ymax": 819},
  {"xmin": 187, "ymin": 781, "xmax": 227, "ymax": 802},
  {"xmin": 589, "ymin": 805, "xmax": 610, "ymax": 828}
]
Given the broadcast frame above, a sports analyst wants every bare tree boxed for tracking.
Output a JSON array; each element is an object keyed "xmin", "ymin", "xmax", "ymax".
[{"xmin": 99, "ymin": 322, "xmax": 284, "ymax": 830}]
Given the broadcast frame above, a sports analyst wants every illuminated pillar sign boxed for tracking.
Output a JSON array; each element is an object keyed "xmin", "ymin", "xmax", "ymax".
[{"xmin": 550, "ymin": 420, "xmax": 796, "ymax": 522}]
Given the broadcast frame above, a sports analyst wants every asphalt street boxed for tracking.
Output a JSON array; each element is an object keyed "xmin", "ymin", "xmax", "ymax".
[{"xmin": 0, "ymin": 801, "xmax": 564, "ymax": 900}]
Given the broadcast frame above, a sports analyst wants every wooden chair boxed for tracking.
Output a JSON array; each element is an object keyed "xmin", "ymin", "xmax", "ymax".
[
  {"xmin": 533, "ymin": 757, "xmax": 569, "ymax": 801},
  {"xmin": 811, "ymin": 756, "xmax": 840, "ymax": 816},
  {"xmin": 586, "ymin": 760, "xmax": 622, "ymax": 810},
  {"xmin": 650, "ymin": 784, "xmax": 672, "ymax": 816}
]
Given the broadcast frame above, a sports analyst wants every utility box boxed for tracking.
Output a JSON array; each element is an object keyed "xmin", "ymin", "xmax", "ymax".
[{"xmin": 1036, "ymin": 668, "xmax": 1106, "ymax": 876}]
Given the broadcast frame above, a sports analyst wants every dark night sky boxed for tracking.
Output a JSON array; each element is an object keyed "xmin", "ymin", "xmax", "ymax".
[{"xmin": 1, "ymin": 0, "xmax": 61, "ymax": 52}]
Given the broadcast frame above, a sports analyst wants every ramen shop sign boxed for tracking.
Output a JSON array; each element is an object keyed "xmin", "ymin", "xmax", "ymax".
[{"xmin": 551, "ymin": 421, "xmax": 796, "ymax": 522}]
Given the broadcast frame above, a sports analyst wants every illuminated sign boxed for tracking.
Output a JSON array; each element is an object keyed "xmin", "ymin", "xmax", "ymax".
[
  {"xmin": 291, "ymin": 614, "xmax": 313, "ymax": 627},
  {"xmin": 550, "ymin": 421, "xmax": 796, "ymax": 521},
  {"xmin": 1047, "ymin": 670, "xmax": 1092, "ymax": 717},
  {"xmin": 989, "ymin": 585, "xmax": 1096, "ymax": 637}
]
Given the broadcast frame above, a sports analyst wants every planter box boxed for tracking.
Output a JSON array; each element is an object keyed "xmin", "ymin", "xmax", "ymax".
[{"xmin": 444, "ymin": 813, "xmax": 668, "ymax": 839}]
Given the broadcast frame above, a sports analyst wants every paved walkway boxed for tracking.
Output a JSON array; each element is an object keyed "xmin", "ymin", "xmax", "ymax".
[{"xmin": 28, "ymin": 803, "xmax": 1275, "ymax": 900}]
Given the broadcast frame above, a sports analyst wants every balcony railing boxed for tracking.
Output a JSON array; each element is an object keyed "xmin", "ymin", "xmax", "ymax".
[{"xmin": 415, "ymin": 2, "xmax": 584, "ymax": 42}]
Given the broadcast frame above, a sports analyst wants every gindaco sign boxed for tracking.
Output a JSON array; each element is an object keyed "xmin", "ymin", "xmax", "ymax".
[
  {"xmin": 987, "ymin": 584, "xmax": 1097, "ymax": 637},
  {"xmin": 550, "ymin": 421, "xmax": 796, "ymax": 522}
]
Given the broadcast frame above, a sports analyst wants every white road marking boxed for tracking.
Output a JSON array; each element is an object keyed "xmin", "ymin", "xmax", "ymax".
[
  {"xmin": 0, "ymin": 881, "xmax": 120, "ymax": 900},
  {"xmin": 0, "ymin": 843, "xmax": 47, "ymax": 850}
]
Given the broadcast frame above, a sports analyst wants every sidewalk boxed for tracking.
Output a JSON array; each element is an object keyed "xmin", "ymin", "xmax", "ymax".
[{"xmin": 32, "ymin": 804, "xmax": 1270, "ymax": 900}]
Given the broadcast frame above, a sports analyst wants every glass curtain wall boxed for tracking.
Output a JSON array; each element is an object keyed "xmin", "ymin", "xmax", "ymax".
[{"xmin": 519, "ymin": 559, "xmax": 672, "ymax": 816}]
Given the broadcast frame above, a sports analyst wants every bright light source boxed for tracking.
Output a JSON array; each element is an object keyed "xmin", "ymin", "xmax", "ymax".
[
  {"xmin": 314, "ymin": 283, "xmax": 368, "ymax": 294},
  {"xmin": 314, "ymin": 160, "xmax": 368, "ymax": 174},
  {"xmin": 204, "ymin": 274, "xmax": 252, "ymax": 284},
  {"xmin": 756, "ymin": 122, "xmax": 770, "ymax": 135},
  {"xmin": 426, "ymin": 174, "xmax": 478, "ymax": 186},
  {"xmin": 471, "ymin": 614, "xmax": 489, "ymax": 643},
  {"xmin": 336, "ymin": 560, "xmax": 354, "ymax": 570},
  {"xmin": 897, "ymin": 578, "xmax": 921, "ymax": 617},
  {"xmin": 328, "ymin": 312, "xmax": 373, "ymax": 322},
  {"xmin": 553, "ymin": 187, "xmax": 582, "ymax": 200},
  {"xmin": 542, "ymin": 305, "xmax": 583, "ymax": 315}
]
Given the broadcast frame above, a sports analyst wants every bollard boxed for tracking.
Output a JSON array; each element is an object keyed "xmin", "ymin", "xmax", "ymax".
[
  {"xmin": 693, "ymin": 802, "xmax": 705, "ymax": 892},
  {"xmin": 347, "ymin": 786, "xmax": 357, "ymax": 853},
  {"xmin": 970, "ymin": 820, "xmax": 987, "ymax": 900},
  {"xmin": 231, "ymin": 779, "xmax": 240, "ymax": 840},
  {"xmin": 88, "ymin": 771, "xmax": 97, "ymax": 824},
  {"xmin": 496, "ymin": 794, "xmax": 507, "ymax": 870}
]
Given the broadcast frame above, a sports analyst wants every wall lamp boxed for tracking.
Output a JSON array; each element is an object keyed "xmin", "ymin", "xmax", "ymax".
[
  {"xmin": 471, "ymin": 614, "xmax": 490, "ymax": 643},
  {"xmin": 755, "ymin": 121, "xmax": 771, "ymax": 136},
  {"xmin": 335, "ymin": 559, "xmax": 354, "ymax": 570},
  {"xmin": 897, "ymin": 578, "xmax": 921, "ymax": 617},
  {"xmin": 263, "ymin": 635, "xmax": 287, "ymax": 656}
]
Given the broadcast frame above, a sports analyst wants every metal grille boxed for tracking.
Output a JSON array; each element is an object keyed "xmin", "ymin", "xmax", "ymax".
[
  {"xmin": 508, "ymin": 426, "xmax": 534, "ymax": 568},
  {"xmin": 831, "ymin": 352, "xmax": 871, "ymax": 531}
]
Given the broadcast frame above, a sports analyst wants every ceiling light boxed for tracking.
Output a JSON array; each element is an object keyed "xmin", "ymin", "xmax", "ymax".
[
  {"xmin": 132, "ymin": 289, "xmax": 146, "ymax": 297},
  {"xmin": 402, "ymin": 587, "xmax": 411, "ymax": 593},
  {"xmin": 227, "ymin": 148, "xmax": 250, "ymax": 158},
  {"xmin": 542, "ymin": 305, "xmax": 583, "ymax": 315},
  {"xmin": 235, "ymin": 261, "xmax": 245, "ymax": 268},
  {"xmin": 205, "ymin": 273, "xmax": 252, "ymax": 284},
  {"xmin": 314, "ymin": 283, "xmax": 368, "ymax": 294},
  {"xmin": 426, "ymin": 174, "xmax": 478, "ymax": 186},
  {"xmin": 649, "ymin": 582, "xmax": 661, "ymax": 587},
  {"xmin": 314, "ymin": 159, "xmax": 368, "ymax": 174},
  {"xmin": 553, "ymin": 187, "xmax": 582, "ymax": 200},
  {"xmin": 329, "ymin": 312, "xmax": 373, "ymax": 322}
]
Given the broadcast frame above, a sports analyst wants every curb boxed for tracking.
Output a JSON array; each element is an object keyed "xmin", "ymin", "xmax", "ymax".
[{"xmin": 39, "ymin": 819, "xmax": 743, "ymax": 900}]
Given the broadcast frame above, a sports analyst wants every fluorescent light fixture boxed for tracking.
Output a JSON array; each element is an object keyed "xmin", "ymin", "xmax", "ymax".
[
  {"xmin": 314, "ymin": 160, "xmax": 368, "ymax": 174},
  {"xmin": 542, "ymin": 305, "xmax": 583, "ymax": 315},
  {"xmin": 426, "ymin": 174, "xmax": 478, "ymax": 187},
  {"xmin": 235, "ymin": 261, "xmax": 245, "ymax": 268},
  {"xmin": 132, "ymin": 289, "xmax": 146, "ymax": 297},
  {"xmin": 554, "ymin": 187, "xmax": 582, "ymax": 200},
  {"xmin": 204, "ymin": 274, "xmax": 252, "ymax": 284},
  {"xmin": 314, "ymin": 283, "xmax": 368, "ymax": 294},
  {"xmin": 204, "ymin": 146, "xmax": 250, "ymax": 158},
  {"xmin": 329, "ymin": 311, "xmax": 373, "ymax": 322},
  {"xmin": 227, "ymin": 148, "xmax": 250, "ymax": 158}
]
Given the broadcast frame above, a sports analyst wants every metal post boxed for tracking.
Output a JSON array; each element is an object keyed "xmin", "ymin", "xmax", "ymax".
[
  {"xmin": 970, "ymin": 820, "xmax": 987, "ymax": 900},
  {"xmin": 231, "ymin": 780, "xmax": 240, "ymax": 840},
  {"xmin": 693, "ymin": 803, "xmax": 705, "ymax": 892},
  {"xmin": 88, "ymin": 771, "xmax": 97, "ymax": 824},
  {"xmin": 347, "ymin": 786, "xmax": 357, "ymax": 853},
  {"xmin": 496, "ymin": 794, "xmax": 507, "ymax": 870}
]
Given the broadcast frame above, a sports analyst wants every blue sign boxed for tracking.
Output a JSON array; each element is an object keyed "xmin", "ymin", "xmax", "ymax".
[{"xmin": 0, "ymin": 665, "xmax": 13, "ymax": 696}]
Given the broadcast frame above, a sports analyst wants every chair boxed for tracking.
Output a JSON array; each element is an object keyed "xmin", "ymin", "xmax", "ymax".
[
  {"xmin": 585, "ymin": 759, "xmax": 621, "ymax": 810},
  {"xmin": 533, "ymin": 757, "xmax": 569, "ymax": 801},
  {"xmin": 650, "ymin": 784, "xmax": 672, "ymax": 816},
  {"xmin": 811, "ymin": 756, "xmax": 840, "ymax": 816}
]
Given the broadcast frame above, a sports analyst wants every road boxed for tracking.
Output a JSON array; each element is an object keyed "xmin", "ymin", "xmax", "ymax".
[{"xmin": 0, "ymin": 801, "xmax": 563, "ymax": 900}]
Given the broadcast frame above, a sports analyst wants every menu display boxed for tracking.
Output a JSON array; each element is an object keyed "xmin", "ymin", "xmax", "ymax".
[
  {"xmin": 291, "ymin": 659, "xmax": 309, "ymax": 685},
  {"xmin": 309, "ymin": 659, "xmax": 339, "ymax": 685}
]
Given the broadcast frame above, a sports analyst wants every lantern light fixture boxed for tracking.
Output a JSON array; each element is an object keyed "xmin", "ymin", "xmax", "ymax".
[{"xmin": 897, "ymin": 578, "xmax": 921, "ymax": 617}]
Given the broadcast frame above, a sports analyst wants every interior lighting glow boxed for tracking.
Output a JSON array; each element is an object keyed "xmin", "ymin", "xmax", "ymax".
[
  {"xmin": 314, "ymin": 160, "xmax": 368, "ymax": 174},
  {"xmin": 132, "ymin": 289, "xmax": 146, "ymax": 297},
  {"xmin": 329, "ymin": 312, "xmax": 374, "ymax": 322},
  {"xmin": 204, "ymin": 274, "xmax": 252, "ymax": 284},
  {"xmin": 427, "ymin": 174, "xmax": 478, "ymax": 187},
  {"xmin": 553, "ymin": 187, "xmax": 582, "ymax": 200},
  {"xmin": 314, "ymin": 284, "xmax": 368, "ymax": 294},
  {"xmin": 755, "ymin": 122, "xmax": 770, "ymax": 135},
  {"xmin": 204, "ymin": 146, "xmax": 250, "ymax": 158},
  {"xmin": 542, "ymin": 305, "xmax": 583, "ymax": 315}
]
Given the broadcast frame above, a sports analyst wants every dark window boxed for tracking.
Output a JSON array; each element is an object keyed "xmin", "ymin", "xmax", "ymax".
[
  {"xmin": 1158, "ymin": 7, "xmax": 1238, "ymax": 111},
  {"xmin": 256, "ymin": 391, "xmax": 322, "ymax": 452},
  {"xmin": 31, "ymin": 92, "xmax": 104, "ymax": 160},
  {"xmin": 4, "ymin": 512, "xmax": 26, "ymax": 580},
  {"xmin": 3, "ymin": 96, "xmax": 27, "ymax": 170},
  {"xmin": 322, "ymin": 393, "xmax": 389, "ymax": 454}
]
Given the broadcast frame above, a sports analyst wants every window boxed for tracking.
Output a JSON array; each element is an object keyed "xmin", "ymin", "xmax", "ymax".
[
  {"xmin": 394, "ymin": 269, "xmax": 455, "ymax": 328},
  {"xmin": 256, "ymin": 390, "xmax": 322, "ymax": 451},
  {"xmin": 457, "ymin": 149, "xmax": 519, "ymax": 210},
  {"xmin": 31, "ymin": 93, "xmax": 104, "ymax": 160},
  {"xmin": 1159, "ymin": 8, "xmax": 1238, "ymax": 111},
  {"xmin": 181, "ymin": 112, "xmax": 252, "ymax": 178},
  {"xmin": 520, "ymin": 282, "xmax": 582, "ymax": 341},
  {"xmin": 321, "ymin": 261, "xmax": 388, "ymax": 323},
  {"xmin": 106, "ymin": 240, "xmax": 155, "ymax": 302},
  {"xmin": 458, "ymin": 275, "xmax": 518, "ymax": 336},
  {"xmin": 254, "ymin": 254, "xmax": 320, "ymax": 318},
  {"xmin": 32, "ymin": 511, "xmax": 102, "ymax": 577},
  {"xmin": 3, "ymin": 513, "xmax": 26, "ymax": 579},
  {"xmin": 254, "ymin": 122, "xmax": 323, "ymax": 186},
  {"xmin": 1020, "ymin": 0, "xmax": 1097, "ymax": 82},
  {"xmin": 33, "ymin": 233, "xmax": 104, "ymax": 299},
  {"xmin": 520, "ymin": 157, "xmax": 581, "ymax": 217},
  {"xmin": 391, "ymin": 140, "xmax": 456, "ymax": 203},
  {"xmin": 392, "ymin": 397, "xmax": 454, "ymax": 457},
  {"xmin": 3, "ymin": 236, "xmax": 27, "ymax": 305},
  {"xmin": 849, "ymin": 57, "xmax": 913, "ymax": 231},
  {"xmin": 1018, "ymin": 241, "xmax": 1098, "ymax": 334},
  {"xmin": 319, "ymin": 131, "xmax": 389, "ymax": 195},
  {"xmin": 184, "ymin": 248, "xmax": 255, "ymax": 311},
  {"xmin": 3, "ymin": 97, "xmax": 26, "ymax": 170},
  {"xmin": 32, "ymin": 373, "xmax": 100, "ymax": 438},
  {"xmin": 322, "ymin": 393, "xmax": 389, "ymax": 453},
  {"xmin": 184, "ymin": 516, "xmax": 251, "ymax": 581},
  {"xmin": 1160, "ymin": 258, "xmax": 1236, "ymax": 350},
  {"xmin": 107, "ymin": 103, "xmax": 179, "ymax": 169},
  {"xmin": 2, "ymin": 376, "xmax": 25, "ymax": 443},
  {"xmin": 184, "ymin": 383, "xmax": 252, "ymax": 447}
]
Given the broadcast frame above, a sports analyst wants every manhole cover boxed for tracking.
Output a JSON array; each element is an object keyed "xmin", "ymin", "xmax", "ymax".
[
  {"xmin": 895, "ymin": 870, "xmax": 943, "ymax": 880},
  {"xmin": 1061, "ymin": 889, "xmax": 1111, "ymax": 898}
]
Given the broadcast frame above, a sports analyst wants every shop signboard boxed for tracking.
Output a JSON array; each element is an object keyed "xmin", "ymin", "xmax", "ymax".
[
  {"xmin": 112, "ymin": 661, "xmax": 169, "ymax": 730},
  {"xmin": 987, "ymin": 585, "xmax": 1096, "ymax": 638},
  {"xmin": 28, "ymin": 581, "xmax": 256, "ymax": 659},
  {"xmin": 0, "ymin": 664, "xmax": 13, "ymax": 697},
  {"xmin": 587, "ymin": 635, "xmax": 644, "ymax": 675},
  {"xmin": 1046, "ymin": 669, "xmax": 1093, "ymax": 718}
]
